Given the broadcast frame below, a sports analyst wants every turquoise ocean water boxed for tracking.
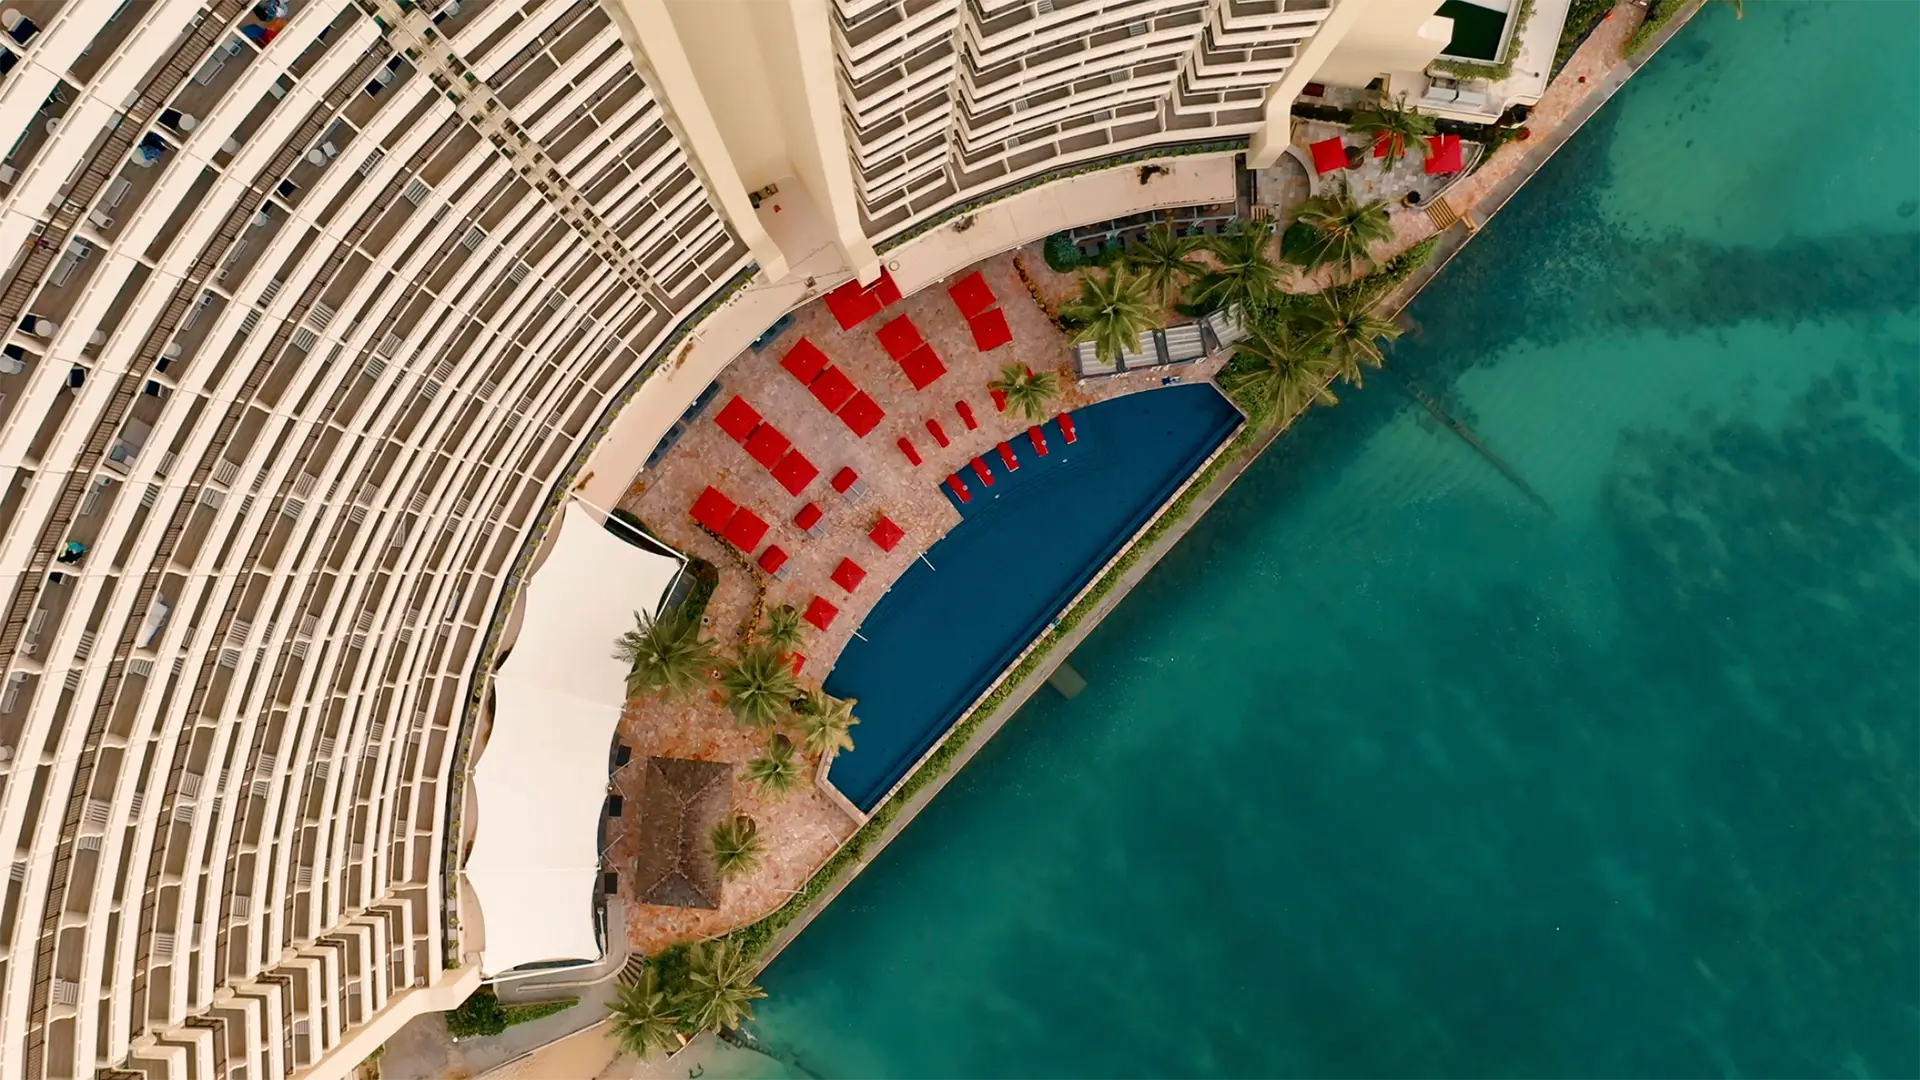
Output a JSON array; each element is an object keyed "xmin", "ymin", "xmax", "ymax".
[{"xmin": 746, "ymin": 6, "xmax": 1920, "ymax": 1076}]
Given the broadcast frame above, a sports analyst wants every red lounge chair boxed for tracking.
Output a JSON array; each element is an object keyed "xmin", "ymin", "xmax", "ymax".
[
  {"xmin": 967, "ymin": 308, "xmax": 1012, "ymax": 352},
  {"xmin": 970, "ymin": 457, "xmax": 994, "ymax": 486},
  {"xmin": 1029, "ymin": 425, "xmax": 1048, "ymax": 456},
  {"xmin": 925, "ymin": 418, "xmax": 950, "ymax": 447},
  {"xmin": 757, "ymin": 545, "xmax": 789, "ymax": 576},
  {"xmin": 831, "ymin": 557, "xmax": 866, "ymax": 593},
  {"xmin": 1371, "ymin": 132, "xmax": 1405, "ymax": 160},
  {"xmin": 946, "ymin": 474, "xmax": 972, "ymax": 503},
  {"xmin": 1059, "ymin": 412, "xmax": 1078, "ymax": 444},
  {"xmin": 771, "ymin": 449, "xmax": 818, "ymax": 496},
  {"xmin": 996, "ymin": 441, "xmax": 1018, "ymax": 471},
  {"xmin": 869, "ymin": 516, "xmax": 904, "ymax": 552},
  {"xmin": 691, "ymin": 487, "xmax": 736, "ymax": 533},
  {"xmin": 803, "ymin": 595, "xmax": 838, "ymax": 630},
  {"xmin": 955, "ymin": 400, "xmax": 978, "ymax": 430},
  {"xmin": 948, "ymin": 270, "xmax": 996, "ymax": 319},
  {"xmin": 899, "ymin": 345, "xmax": 946, "ymax": 390},
  {"xmin": 713, "ymin": 395, "xmax": 761, "ymax": 443},
  {"xmin": 744, "ymin": 424, "xmax": 791, "ymax": 469},
  {"xmin": 1310, "ymin": 135, "xmax": 1347, "ymax": 175},
  {"xmin": 794, "ymin": 501, "xmax": 824, "ymax": 535},
  {"xmin": 877, "ymin": 315, "xmax": 924, "ymax": 362},
  {"xmin": 897, "ymin": 436, "xmax": 922, "ymax": 466},
  {"xmin": 781, "ymin": 338, "xmax": 830, "ymax": 384},
  {"xmin": 809, "ymin": 365, "xmax": 858, "ymax": 413},
  {"xmin": 839, "ymin": 391, "xmax": 885, "ymax": 437},
  {"xmin": 722, "ymin": 506, "xmax": 768, "ymax": 551},
  {"xmin": 831, "ymin": 467, "xmax": 858, "ymax": 494},
  {"xmin": 788, "ymin": 652, "xmax": 805, "ymax": 676},
  {"xmin": 990, "ymin": 388, "xmax": 1007, "ymax": 412}
]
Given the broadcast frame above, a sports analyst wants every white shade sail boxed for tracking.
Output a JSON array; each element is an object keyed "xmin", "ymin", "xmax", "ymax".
[{"xmin": 464, "ymin": 501, "xmax": 683, "ymax": 976}]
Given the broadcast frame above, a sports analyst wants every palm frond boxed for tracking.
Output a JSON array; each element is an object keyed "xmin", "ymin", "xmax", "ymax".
[
  {"xmin": 708, "ymin": 813, "xmax": 763, "ymax": 881},
  {"xmin": 718, "ymin": 645, "xmax": 801, "ymax": 728},
  {"xmin": 743, "ymin": 733, "xmax": 805, "ymax": 799},
  {"xmin": 612, "ymin": 607, "xmax": 718, "ymax": 701},
  {"xmin": 1060, "ymin": 267, "xmax": 1160, "ymax": 365}
]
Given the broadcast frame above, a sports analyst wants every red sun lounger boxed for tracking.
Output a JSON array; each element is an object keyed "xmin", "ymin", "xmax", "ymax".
[
  {"xmin": 955, "ymin": 400, "xmax": 978, "ymax": 430},
  {"xmin": 946, "ymin": 474, "xmax": 972, "ymax": 504},
  {"xmin": 925, "ymin": 418, "xmax": 951, "ymax": 448},
  {"xmin": 996, "ymin": 441, "xmax": 1019, "ymax": 472},
  {"xmin": 804, "ymin": 595, "xmax": 838, "ymax": 630},
  {"xmin": 1029, "ymin": 425, "xmax": 1048, "ymax": 456},
  {"xmin": 869, "ymin": 516, "xmax": 904, "ymax": 552},
  {"xmin": 713, "ymin": 395, "xmax": 761, "ymax": 443},
  {"xmin": 771, "ymin": 449, "xmax": 818, "ymax": 496},
  {"xmin": 838, "ymin": 391, "xmax": 885, "ymax": 438},
  {"xmin": 831, "ymin": 557, "xmax": 867, "ymax": 593},
  {"xmin": 876, "ymin": 314, "xmax": 924, "ymax": 362},
  {"xmin": 970, "ymin": 457, "xmax": 994, "ymax": 486},
  {"xmin": 1059, "ymin": 412, "xmax": 1078, "ymax": 444},
  {"xmin": 897, "ymin": 436, "xmax": 922, "ymax": 466},
  {"xmin": 722, "ymin": 506, "xmax": 769, "ymax": 551},
  {"xmin": 948, "ymin": 270, "xmax": 997, "ymax": 319},
  {"xmin": 808, "ymin": 364, "xmax": 857, "ymax": 413},
  {"xmin": 990, "ymin": 388, "xmax": 1007, "ymax": 413},
  {"xmin": 899, "ymin": 344, "xmax": 947, "ymax": 390},
  {"xmin": 744, "ymin": 423, "xmax": 791, "ymax": 469},
  {"xmin": 691, "ymin": 486, "xmax": 736, "ymax": 533},
  {"xmin": 757, "ymin": 545, "xmax": 789, "ymax": 576},
  {"xmin": 968, "ymin": 307, "xmax": 1012, "ymax": 352},
  {"xmin": 780, "ymin": 338, "xmax": 830, "ymax": 385},
  {"xmin": 789, "ymin": 652, "xmax": 806, "ymax": 676}
]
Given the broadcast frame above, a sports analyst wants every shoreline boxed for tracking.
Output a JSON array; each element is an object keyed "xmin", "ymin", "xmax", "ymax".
[{"xmin": 737, "ymin": 0, "xmax": 1708, "ymax": 974}]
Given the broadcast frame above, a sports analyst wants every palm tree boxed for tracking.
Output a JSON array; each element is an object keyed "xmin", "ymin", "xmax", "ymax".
[
  {"xmin": 1348, "ymin": 92, "xmax": 1435, "ymax": 173},
  {"xmin": 677, "ymin": 940, "xmax": 766, "ymax": 1033},
  {"xmin": 743, "ymin": 733, "xmax": 804, "ymax": 799},
  {"xmin": 759, "ymin": 604, "xmax": 804, "ymax": 653},
  {"xmin": 612, "ymin": 608, "xmax": 718, "ymax": 701},
  {"xmin": 795, "ymin": 692, "xmax": 858, "ymax": 759},
  {"xmin": 986, "ymin": 362, "xmax": 1061, "ymax": 424},
  {"xmin": 1123, "ymin": 225, "xmax": 1205, "ymax": 307},
  {"xmin": 1190, "ymin": 220, "xmax": 1283, "ymax": 321},
  {"xmin": 1059, "ymin": 267, "xmax": 1158, "ymax": 366},
  {"xmin": 607, "ymin": 969, "xmax": 682, "ymax": 1060},
  {"xmin": 718, "ymin": 645, "xmax": 801, "ymax": 728},
  {"xmin": 1292, "ymin": 186, "xmax": 1395, "ymax": 278},
  {"xmin": 1301, "ymin": 289, "xmax": 1403, "ymax": 387},
  {"xmin": 1220, "ymin": 322, "xmax": 1343, "ymax": 428},
  {"xmin": 708, "ymin": 813, "xmax": 763, "ymax": 881}
]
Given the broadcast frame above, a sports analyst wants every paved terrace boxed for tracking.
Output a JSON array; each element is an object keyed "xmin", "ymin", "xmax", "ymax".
[{"xmin": 605, "ymin": 247, "xmax": 1221, "ymax": 952}]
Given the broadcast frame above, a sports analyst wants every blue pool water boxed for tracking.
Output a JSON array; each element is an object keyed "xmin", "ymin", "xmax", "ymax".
[
  {"xmin": 747, "ymin": 5, "xmax": 1920, "ymax": 1078},
  {"xmin": 823, "ymin": 384, "xmax": 1241, "ymax": 811}
]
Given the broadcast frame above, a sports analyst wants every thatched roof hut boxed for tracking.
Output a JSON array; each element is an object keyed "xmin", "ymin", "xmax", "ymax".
[{"xmin": 633, "ymin": 756, "xmax": 732, "ymax": 909}]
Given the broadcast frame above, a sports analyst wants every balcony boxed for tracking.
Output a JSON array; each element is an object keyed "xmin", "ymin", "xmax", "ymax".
[{"xmin": 1, "ymin": 81, "xmax": 77, "ymax": 191}]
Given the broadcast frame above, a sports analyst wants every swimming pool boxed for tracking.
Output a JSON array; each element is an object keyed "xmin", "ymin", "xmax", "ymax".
[{"xmin": 822, "ymin": 383, "xmax": 1242, "ymax": 811}]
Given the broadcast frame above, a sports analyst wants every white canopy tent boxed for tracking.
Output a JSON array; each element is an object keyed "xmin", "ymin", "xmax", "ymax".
[{"xmin": 464, "ymin": 501, "xmax": 683, "ymax": 976}]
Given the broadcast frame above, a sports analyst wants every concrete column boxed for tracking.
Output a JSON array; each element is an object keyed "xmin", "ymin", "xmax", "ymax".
[{"xmin": 1247, "ymin": 0, "xmax": 1368, "ymax": 169}]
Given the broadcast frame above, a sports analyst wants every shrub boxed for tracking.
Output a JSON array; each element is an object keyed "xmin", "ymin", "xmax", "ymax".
[
  {"xmin": 445, "ymin": 990, "xmax": 507, "ymax": 1038},
  {"xmin": 1042, "ymin": 233, "xmax": 1082, "ymax": 273},
  {"xmin": 503, "ymin": 998, "xmax": 578, "ymax": 1026},
  {"xmin": 1626, "ymin": 0, "xmax": 1696, "ymax": 56},
  {"xmin": 680, "ymin": 559, "xmax": 719, "ymax": 623},
  {"xmin": 1280, "ymin": 221, "xmax": 1323, "ymax": 265}
]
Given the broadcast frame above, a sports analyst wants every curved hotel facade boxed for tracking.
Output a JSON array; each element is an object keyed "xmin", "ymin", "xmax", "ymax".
[{"xmin": 0, "ymin": 0, "xmax": 1462, "ymax": 1077}]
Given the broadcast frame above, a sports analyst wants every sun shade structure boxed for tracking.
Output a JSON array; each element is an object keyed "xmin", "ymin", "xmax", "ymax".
[
  {"xmin": 899, "ymin": 345, "xmax": 947, "ymax": 390},
  {"xmin": 744, "ymin": 424, "xmax": 791, "ymax": 469},
  {"xmin": 690, "ymin": 486, "xmax": 736, "ymax": 533},
  {"xmin": 722, "ymin": 506, "xmax": 769, "ymax": 551},
  {"xmin": 794, "ymin": 502, "xmax": 823, "ymax": 532},
  {"xmin": 877, "ymin": 315, "xmax": 924, "ymax": 361},
  {"xmin": 758, "ymin": 545, "xmax": 789, "ymax": 575},
  {"xmin": 838, "ymin": 392, "xmax": 885, "ymax": 437},
  {"xmin": 947, "ymin": 270, "xmax": 997, "ymax": 318},
  {"xmin": 1310, "ymin": 135, "xmax": 1348, "ymax": 175},
  {"xmin": 967, "ymin": 308, "xmax": 1012, "ymax": 352},
  {"xmin": 831, "ymin": 557, "xmax": 867, "ymax": 592},
  {"xmin": 809, "ymin": 365, "xmax": 858, "ymax": 413},
  {"xmin": 804, "ymin": 595, "xmax": 839, "ymax": 630},
  {"xmin": 771, "ymin": 450, "xmax": 818, "ymax": 496},
  {"xmin": 831, "ymin": 467, "xmax": 858, "ymax": 493},
  {"xmin": 467, "ymin": 502, "xmax": 684, "ymax": 975},
  {"xmin": 1425, "ymin": 133, "xmax": 1464, "ymax": 175},
  {"xmin": 713, "ymin": 395, "xmax": 761, "ymax": 443},
  {"xmin": 824, "ymin": 268, "xmax": 902, "ymax": 329},
  {"xmin": 632, "ymin": 757, "xmax": 732, "ymax": 910},
  {"xmin": 869, "ymin": 516, "xmax": 904, "ymax": 552},
  {"xmin": 896, "ymin": 436, "xmax": 922, "ymax": 466},
  {"xmin": 781, "ymin": 338, "xmax": 830, "ymax": 384},
  {"xmin": 1371, "ymin": 132, "xmax": 1405, "ymax": 159}
]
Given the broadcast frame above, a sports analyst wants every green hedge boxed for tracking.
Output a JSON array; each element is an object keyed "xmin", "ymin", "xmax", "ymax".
[
  {"xmin": 503, "ymin": 998, "xmax": 579, "ymax": 1026},
  {"xmin": 445, "ymin": 991, "xmax": 579, "ymax": 1038},
  {"xmin": 1626, "ymin": 0, "xmax": 1698, "ymax": 55}
]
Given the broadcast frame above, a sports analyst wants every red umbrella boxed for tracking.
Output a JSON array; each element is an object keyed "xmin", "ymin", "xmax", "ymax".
[
  {"xmin": 968, "ymin": 308, "xmax": 1012, "ymax": 352},
  {"xmin": 831, "ymin": 558, "xmax": 866, "ymax": 593},
  {"xmin": 722, "ymin": 507, "xmax": 768, "ymax": 551},
  {"xmin": 691, "ymin": 487, "xmax": 735, "ymax": 532},
  {"xmin": 771, "ymin": 450, "xmax": 818, "ymax": 495},
  {"xmin": 780, "ymin": 338, "xmax": 829, "ymax": 384},
  {"xmin": 757, "ymin": 545, "xmax": 789, "ymax": 575},
  {"xmin": 838, "ymin": 391, "xmax": 885, "ymax": 437},
  {"xmin": 1310, "ymin": 136, "xmax": 1347, "ymax": 175},
  {"xmin": 803, "ymin": 596, "xmax": 838, "ymax": 630},
  {"xmin": 869, "ymin": 516, "xmax": 904, "ymax": 552},
  {"xmin": 808, "ymin": 365, "xmax": 857, "ymax": 412},
  {"xmin": 830, "ymin": 466, "xmax": 858, "ymax": 493},
  {"xmin": 877, "ymin": 315, "xmax": 924, "ymax": 361},
  {"xmin": 713, "ymin": 395, "xmax": 761, "ymax": 443},
  {"xmin": 744, "ymin": 424, "xmax": 791, "ymax": 469},
  {"xmin": 1424, "ymin": 133, "xmax": 1464, "ymax": 175},
  {"xmin": 947, "ymin": 270, "xmax": 997, "ymax": 318},
  {"xmin": 794, "ymin": 502, "xmax": 823, "ymax": 532}
]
